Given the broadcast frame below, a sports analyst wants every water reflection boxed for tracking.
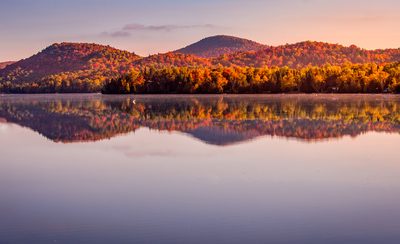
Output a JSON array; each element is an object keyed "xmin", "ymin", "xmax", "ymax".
[
  {"xmin": 0, "ymin": 94, "xmax": 399, "ymax": 145},
  {"xmin": 1, "ymin": 95, "xmax": 400, "ymax": 243}
]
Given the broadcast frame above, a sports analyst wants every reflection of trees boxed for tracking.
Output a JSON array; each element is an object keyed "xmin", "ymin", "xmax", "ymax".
[{"xmin": 0, "ymin": 96, "xmax": 399, "ymax": 145}]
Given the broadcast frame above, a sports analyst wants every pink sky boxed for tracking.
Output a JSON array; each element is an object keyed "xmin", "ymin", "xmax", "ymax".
[{"xmin": 1, "ymin": 0, "xmax": 399, "ymax": 61}]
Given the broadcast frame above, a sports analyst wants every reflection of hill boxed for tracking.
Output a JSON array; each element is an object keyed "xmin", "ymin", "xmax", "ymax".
[{"xmin": 0, "ymin": 95, "xmax": 399, "ymax": 145}]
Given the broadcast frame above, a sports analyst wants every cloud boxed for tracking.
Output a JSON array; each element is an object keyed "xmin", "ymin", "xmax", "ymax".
[
  {"xmin": 123, "ymin": 23, "xmax": 216, "ymax": 31},
  {"xmin": 101, "ymin": 30, "xmax": 131, "ymax": 38},
  {"xmin": 102, "ymin": 23, "xmax": 217, "ymax": 38}
]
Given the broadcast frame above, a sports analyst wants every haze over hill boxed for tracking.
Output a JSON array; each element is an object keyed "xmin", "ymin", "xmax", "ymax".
[
  {"xmin": 133, "ymin": 52, "xmax": 211, "ymax": 67},
  {"xmin": 175, "ymin": 35, "xmax": 266, "ymax": 58},
  {"xmin": 0, "ymin": 61, "xmax": 15, "ymax": 70}
]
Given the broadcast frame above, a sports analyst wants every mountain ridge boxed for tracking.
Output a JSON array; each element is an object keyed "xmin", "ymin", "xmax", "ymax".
[
  {"xmin": 174, "ymin": 35, "xmax": 266, "ymax": 58},
  {"xmin": 213, "ymin": 40, "xmax": 400, "ymax": 67},
  {"xmin": 1, "ymin": 36, "xmax": 400, "ymax": 93}
]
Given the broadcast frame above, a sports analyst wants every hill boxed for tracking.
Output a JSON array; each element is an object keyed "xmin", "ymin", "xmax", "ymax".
[
  {"xmin": 175, "ymin": 35, "xmax": 266, "ymax": 58},
  {"xmin": 1, "ymin": 37, "xmax": 400, "ymax": 93},
  {"xmin": 213, "ymin": 41, "xmax": 400, "ymax": 68},
  {"xmin": 0, "ymin": 61, "xmax": 16, "ymax": 70},
  {"xmin": 0, "ymin": 42, "xmax": 141, "ymax": 92}
]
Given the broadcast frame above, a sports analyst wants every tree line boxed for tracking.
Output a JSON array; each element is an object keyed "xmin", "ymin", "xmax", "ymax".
[{"xmin": 102, "ymin": 62, "xmax": 400, "ymax": 94}]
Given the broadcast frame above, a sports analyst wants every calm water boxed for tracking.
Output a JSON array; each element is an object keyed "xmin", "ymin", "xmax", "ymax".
[{"xmin": 0, "ymin": 94, "xmax": 400, "ymax": 244}]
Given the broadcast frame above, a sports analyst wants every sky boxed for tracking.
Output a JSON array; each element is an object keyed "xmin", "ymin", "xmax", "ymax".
[{"xmin": 0, "ymin": 0, "xmax": 399, "ymax": 61}]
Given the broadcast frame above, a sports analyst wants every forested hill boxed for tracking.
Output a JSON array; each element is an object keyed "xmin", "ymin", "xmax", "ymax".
[
  {"xmin": 175, "ymin": 35, "xmax": 266, "ymax": 58},
  {"xmin": 213, "ymin": 41, "xmax": 400, "ymax": 68},
  {"xmin": 0, "ymin": 42, "xmax": 141, "ymax": 92},
  {"xmin": 1, "ymin": 36, "xmax": 400, "ymax": 93}
]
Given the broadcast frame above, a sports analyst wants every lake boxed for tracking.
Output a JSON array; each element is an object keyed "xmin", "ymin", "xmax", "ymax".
[{"xmin": 0, "ymin": 94, "xmax": 400, "ymax": 244}]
